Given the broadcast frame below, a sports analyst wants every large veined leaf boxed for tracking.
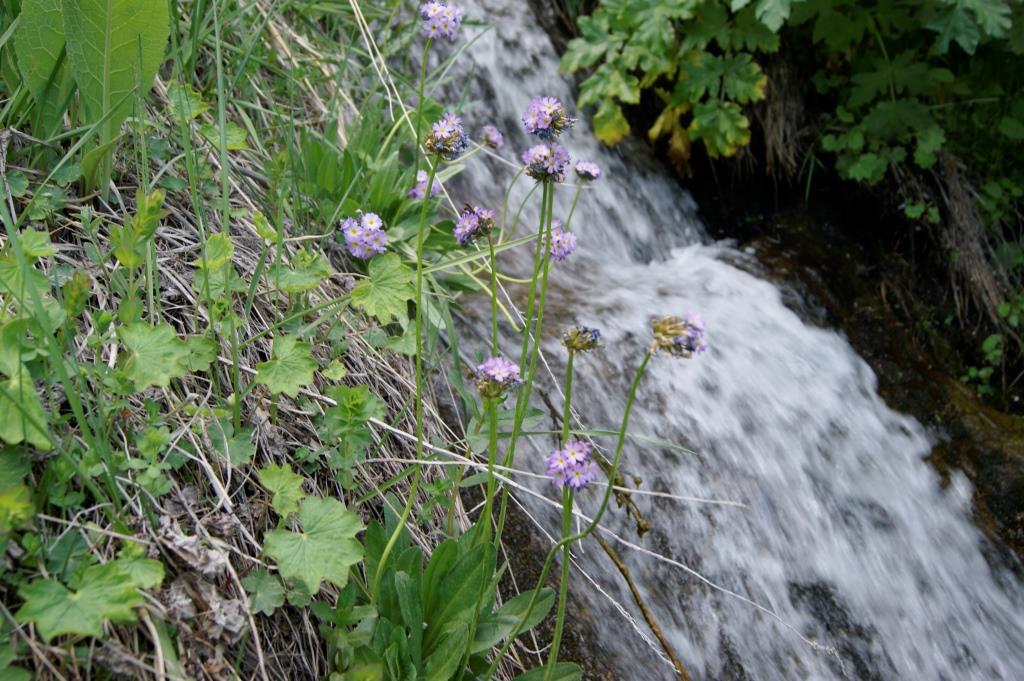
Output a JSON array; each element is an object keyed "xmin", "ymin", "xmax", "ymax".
[
  {"xmin": 14, "ymin": 0, "xmax": 75, "ymax": 135},
  {"xmin": 351, "ymin": 253, "xmax": 415, "ymax": 325},
  {"xmin": 61, "ymin": 0, "xmax": 170, "ymax": 192},
  {"xmin": 15, "ymin": 560, "xmax": 158, "ymax": 641},
  {"xmin": 255, "ymin": 335, "xmax": 317, "ymax": 397},
  {"xmin": 0, "ymin": 364, "xmax": 52, "ymax": 451},
  {"xmin": 118, "ymin": 323, "xmax": 190, "ymax": 391},
  {"xmin": 263, "ymin": 497, "xmax": 363, "ymax": 594}
]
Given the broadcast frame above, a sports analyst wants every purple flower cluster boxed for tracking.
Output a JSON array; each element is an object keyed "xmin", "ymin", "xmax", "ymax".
[
  {"xmin": 455, "ymin": 205, "xmax": 495, "ymax": 246},
  {"xmin": 474, "ymin": 356, "xmax": 522, "ymax": 399},
  {"xmin": 408, "ymin": 170, "xmax": 442, "ymax": 200},
  {"xmin": 481, "ymin": 124, "xmax": 504, "ymax": 149},
  {"xmin": 547, "ymin": 439, "xmax": 598, "ymax": 490},
  {"xmin": 562, "ymin": 325, "xmax": 601, "ymax": 353},
  {"xmin": 340, "ymin": 213, "xmax": 388, "ymax": 260},
  {"xmin": 574, "ymin": 160, "xmax": 601, "ymax": 181},
  {"xmin": 651, "ymin": 311, "xmax": 708, "ymax": 357},
  {"xmin": 426, "ymin": 112, "xmax": 469, "ymax": 161},
  {"xmin": 522, "ymin": 142, "xmax": 570, "ymax": 182},
  {"xmin": 548, "ymin": 220, "xmax": 576, "ymax": 261},
  {"xmin": 522, "ymin": 96, "xmax": 575, "ymax": 139},
  {"xmin": 419, "ymin": 2, "xmax": 463, "ymax": 41}
]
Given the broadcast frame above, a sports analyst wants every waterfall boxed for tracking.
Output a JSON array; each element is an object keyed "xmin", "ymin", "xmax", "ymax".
[{"xmin": 443, "ymin": 1, "xmax": 1024, "ymax": 678}]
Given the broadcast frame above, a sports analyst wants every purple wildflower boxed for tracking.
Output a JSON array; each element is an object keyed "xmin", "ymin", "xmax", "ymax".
[
  {"xmin": 522, "ymin": 96, "xmax": 575, "ymax": 139},
  {"xmin": 546, "ymin": 449, "xmax": 572, "ymax": 477},
  {"xmin": 455, "ymin": 205, "xmax": 495, "ymax": 246},
  {"xmin": 548, "ymin": 220, "xmax": 576, "ymax": 261},
  {"xmin": 522, "ymin": 142, "xmax": 570, "ymax": 182},
  {"xmin": 562, "ymin": 325, "xmax": 601, "ymax": 353},
  {"xmin": 562, "ymin": 440, "xmax": 591, "ymax": 466},
  {"xmin": 340, "ymin": 212, "xmax": 389, "ymax": 260},
  {"xmin": 565, "ymin": 460, "xmax": 598, "ymax": 490},
  {"xmin": 574, "ymin": 160, "xmax": 601, "ymax": 181},
  {"xmin": 408, "ymin": 170, "xmax": 442, "ymax": 200},
  {"xmin": 481, "ymin": 124, "xmax": 504, "ymax": 149},
  {"xmin": 474, "ymin": 356, "xmax": 522, "ymax": 399},
  {"xmin": 548, "ymin": 439, "xmax": 598, "ymax": 489},
  {"xmin": 419, "ymin": 1, "xmax": 463, "ymax": 41},
  {"xmin": 651, "ymin": 313, "xmax": 709, "ymax": 358},
  {"xmin": 426, "ymin": 112, "xmax": 468, "ymax": 161}
]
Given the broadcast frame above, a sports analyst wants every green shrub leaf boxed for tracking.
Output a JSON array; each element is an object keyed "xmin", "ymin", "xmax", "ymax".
[
  {"xmin": 351, "ymin": 253, "xmax": 415, "ymax": 325},
  {"xmin": 264, "ymin": 497, "xmax": 363, "ymax": 595},
  {"xmin": 118, "ymin": 323, "xmax": 190, "ymax": 391},
  {"xmin": 255, "ymin": 335, "xmax": 317, "ymax": 397},
  {"xmin": 14, "ymin": 0, "xmax": 74, "ymax": 135},
  {"xmin": 258, "ymin": 463, "xmax": 306, "ymax": 517},
  {"xmin": 15, "ymin": 561, "xmax": 146, "ymax": 641},
  {"xmin": 242, "ymin": 569, "xmax": 286, "ymax": 616},
  {"xmin": 62, "ymin": 0, "xmax": 170, "ymax": 191}
]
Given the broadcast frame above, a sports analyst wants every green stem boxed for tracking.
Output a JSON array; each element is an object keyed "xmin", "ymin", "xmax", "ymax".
[
  {"xmin": 413, "ymin": 39, "xmax": 431, "ymax": 174},
  {"xmin": 546, "ymin": 486, "xmax": 574, "ymax": 679},
  {"xmin": 488, "ymin": 350, "xmax": 654, "ymax": 676},
  {"xmin": 482, "ymin": 398, "xmax": 498, "ymax": 543},
  {"xmin": 487, "ymin": 232, "xmax": 499, "ymax": 355},
  {"xmin": 545, "ymin": 348, "xmax": 576, "ymax": 677},
  {"xmin": 370, "ymin": 158, "xmax": 438, "ymax": 603},
  {"xmin": 561, "ymin": 350, "xmax": 574, "ymax": 444},
  {"xmin": 495, "ymin": 182, "xmax": 554, "ymax": 542}
]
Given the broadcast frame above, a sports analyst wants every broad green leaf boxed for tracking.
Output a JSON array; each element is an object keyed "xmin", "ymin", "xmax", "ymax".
[
  {"xmin": 351, "ymin": 253, "xmax": 415, "ymax": 325},
  {"xmin": 928, "ymin": 2, "xmax": 982, "ymax": 53},
  {"xmin": 263, "ymin": 496, "xmax": 363, "ymax": 595},
  {"xmin": 513, "ymin": 662, "xmax": 582, "ymax": 681},
  {"xmin": 130, "ymin": 189, "xmax": 168, "ymax": 239},
  {"xmin": 966, "ymin": 0, "xmax": 1012, "ymax": 38},
  {"xmin": 200, "ymin": 122, "xmax": 249, "ymax": 151},
  {"xmin": 118, "ymin": 323, "xmax": 190, "ymax": 391},
  {"xmin": 0, "ymin": 484, "xmax": 34, "ymax": 535},
  {"xmin": 81, "ymin": 137, "xmax": 119, "ymax": 194},
  {"xmin": 258, "ymin": 463, "xmax": 306, "ymax": 516},
  {"xmin": 242, "ymin": 569, "xmax": 285, "ymax": 616},
  {"xmin": 210, "ymin": 420, "xmax": 255, "ymax": 466},
  {"xmin": 0, "ymin": 365, "xmax": 52, "ymax": 450},
  {"xmin": 592, "ymin": 99, "xmax": 631, "ymax": 146},
  {"xmin": 721, "ymin": 54, "xmax": 768, "ymax": 104},
  {"xmin": 754, "ymin": 0, "xmax": 802, "ymax": 31},
  {"xmin": 185, "ymin": 336, "xmax": 217, "ymax": 372},
  {"xmin": 62, "ymin": 0, "xmax": 170, "ymax": 192},
  {"xmin": 472, "ymin": 588, "xmax": 555, "ymax": 653},
  {"xmin": 0, "ymin": 320, "xmax": 31, "ymax": 378},
  {"xmin": 846, "ymin": 152, "xmax": 888, "ymax": 184},
  {"xmin": 424, "ymin": 622, "xmax": 467, "ymax": 681},
  {"xmin": 166, "ymin": 81, "xmax": 208, "ymax": 122},
  {"xmin": 423, "ymin": 543, "xmax": 489, "ymax": 654},
  {"xmin": 688, "ymin": 100, "xmax": 751, "ymax": 157},
  {"xmin": 268, "ymin": 249, "xmax": 332, "ymax": 294},
  {"xmin": 560, "ymin": 15, "xmax": 623, "ymax": 73},
  {"xmin": 14, "ymin": 0, "xmax": 74, "ymax": 135},
  {"xmin": 195, "ymin": 232, "xmax": 234, "ymax": 270},
  {"xmin": 116, "ymin": 556, "xmax": 164, "ymax": 589},
  {"xmin": 255, "ymin": 335, "xmax": 316, "ymax": 397},
  {"xmin": 18, "ymin": 229, "xmax": 55, "ymax": 260},
  {"xmin": 15, "ymin": 561, "xmax": 144, "ymax": 641},
  {"xmin": 914, "ymin": 125, "xmax": 946, "ymax": 168},
  {"xmin": 999, "ymin": 116, "xmax": 1024, "ymax": 140}
]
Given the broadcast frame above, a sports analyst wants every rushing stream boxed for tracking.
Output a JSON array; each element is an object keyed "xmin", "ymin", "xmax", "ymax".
[{"xmin": 443, "ymin": 1, "xmax": 1024, "ymax": 678}]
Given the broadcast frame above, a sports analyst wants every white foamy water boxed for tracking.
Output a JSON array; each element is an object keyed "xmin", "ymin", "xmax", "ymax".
[{"xmin": 442, "ymin": 2, "xmax": 1024, "ymax": 678}]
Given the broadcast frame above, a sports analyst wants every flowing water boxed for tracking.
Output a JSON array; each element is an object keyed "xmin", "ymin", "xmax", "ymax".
[{"xmin": 444, "ymin": 2, "xmax": 1024, "ymax": 678}]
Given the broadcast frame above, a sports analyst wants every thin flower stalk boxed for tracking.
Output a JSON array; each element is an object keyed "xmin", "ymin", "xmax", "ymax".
[
  {"xmin": 488, "ymin": 349, "xmax": 654, "ymax": 677},
  {"xmin": 370, "ymin": 156, "xmax": 438, "ymax": 603}
]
